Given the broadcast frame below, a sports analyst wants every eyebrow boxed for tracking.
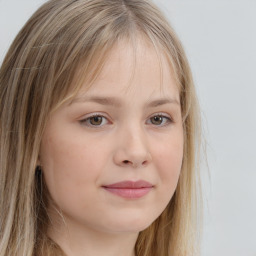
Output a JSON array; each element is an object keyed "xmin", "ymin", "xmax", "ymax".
[
  {"xmin": 70, "ymin": 96, "xmax": 180, "ymax": 107},
  {"xmin": 146, "ymin": 98, "xmax": 180, "ymax": 107},
  {"xmin": 71, "ymin": 96, "xmax": 122, "ymax": 107}
]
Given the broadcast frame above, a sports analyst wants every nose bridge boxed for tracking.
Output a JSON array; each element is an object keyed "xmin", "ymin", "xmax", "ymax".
[
  {"xmin": 125, "ymin": 123, "xmax": 147, "ymax": 152},
  {"xmin": 114, "ymin": 121, "xmax": 152, "ymax": 167}
]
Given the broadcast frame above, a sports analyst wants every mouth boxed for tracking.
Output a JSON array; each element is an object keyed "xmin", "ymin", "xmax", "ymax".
[{"xmin": 102, "ymin": 180, "xmax": 154, "ymax": 199}]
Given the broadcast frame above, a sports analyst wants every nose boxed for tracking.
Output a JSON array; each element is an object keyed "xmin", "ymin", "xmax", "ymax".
[{"xmin": 113, "ymin": 126, "xmax": 152, "ymax": 168}]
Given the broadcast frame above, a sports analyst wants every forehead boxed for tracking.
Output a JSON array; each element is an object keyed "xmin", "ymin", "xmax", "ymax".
[{"xmin": 75, "ymin": 38, "xmax": 180, "ymax": 102}]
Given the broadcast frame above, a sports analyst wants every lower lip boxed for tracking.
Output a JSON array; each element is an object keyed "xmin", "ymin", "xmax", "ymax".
[{"xmin": 103, "ymin": 187, "xmax": 152, "ymax": 199}]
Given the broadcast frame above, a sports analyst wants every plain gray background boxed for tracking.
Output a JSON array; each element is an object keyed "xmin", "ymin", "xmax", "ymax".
[{"xmin": 0, "ymin": 1, "xmax": 256, "ymax": 255}]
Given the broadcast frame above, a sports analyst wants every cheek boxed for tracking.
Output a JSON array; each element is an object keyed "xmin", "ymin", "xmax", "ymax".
[
  {"xmin": 39, "ymin": 133, "xmax": 108, "ymax": 207},
  {"xmin": 153, "ymin": 133, "xmax": 183, "ymax": 188}
]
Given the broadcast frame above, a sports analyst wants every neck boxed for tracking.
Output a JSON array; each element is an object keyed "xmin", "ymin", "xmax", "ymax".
[{"xmin": 47, "ymin": 213, "xmax": 138, "ymax": 256}]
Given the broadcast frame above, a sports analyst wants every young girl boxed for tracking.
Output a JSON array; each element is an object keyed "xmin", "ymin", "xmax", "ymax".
[{"xmin": 0, "ymin": 0, "xmax": 202, "ymax": 255}]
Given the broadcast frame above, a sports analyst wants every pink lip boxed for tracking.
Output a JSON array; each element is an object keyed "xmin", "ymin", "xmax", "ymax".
[{"xmin": 102, "ymin": 180, "xmax": 153, "ymax": 199}]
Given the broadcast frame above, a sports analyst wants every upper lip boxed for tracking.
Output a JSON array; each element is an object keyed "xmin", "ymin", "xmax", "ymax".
[{"xmin": 103, "ymin": 180, "xmax": 153, "ymax": 189}]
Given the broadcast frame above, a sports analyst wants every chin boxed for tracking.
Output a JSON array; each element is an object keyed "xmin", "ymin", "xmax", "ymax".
[
  {"xmin": 104, "ymin": 215, "xmax": 156, "ymax": 234},
  {"xmin": 96, "ymin": 204, "xmax": 166, "ymax": 234}
]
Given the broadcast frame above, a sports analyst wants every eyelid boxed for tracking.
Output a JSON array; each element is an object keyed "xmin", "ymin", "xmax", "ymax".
[
  {"xmin": 79, "ymin": 112, "xmax": 112, "ymax": 127},
  {"xmin": 146, "ymin": 112, "xmax": 174, "ymax": 126},
  {"xmin": 78, "ymin": 112, "xmax": 174, "ymax": 128}
]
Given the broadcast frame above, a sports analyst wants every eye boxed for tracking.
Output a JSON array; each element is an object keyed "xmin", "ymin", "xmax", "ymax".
[
  {"xmin": 79, "ymin": 114, "xmax": 109, "ymax": 127},
  {"xmin": 147, "ymin": 114, "xmax": 173, "ymax": 126}
]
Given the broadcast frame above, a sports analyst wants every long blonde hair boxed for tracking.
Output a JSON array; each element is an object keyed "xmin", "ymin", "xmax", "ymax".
[{"xmin": 0, "ymin": 0, "xmax": 202, "ymax": 255}]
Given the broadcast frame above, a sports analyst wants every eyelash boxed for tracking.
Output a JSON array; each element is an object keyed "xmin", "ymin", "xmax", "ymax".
[
  {"xmin": 79, "ymin": 113, "xmax": 173, "ymax": 128},
  {"xmin": 79, "ymin": 113, "xmax": 110, "ymax": 127},
  {"xmin": 146, "ymin": 113, "xmax": 173, "ymax": 126}
]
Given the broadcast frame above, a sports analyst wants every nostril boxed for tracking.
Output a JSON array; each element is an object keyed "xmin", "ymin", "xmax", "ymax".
[{"xmin": 123, "ymin": 160, "xmax": 129, "ymax": 164}]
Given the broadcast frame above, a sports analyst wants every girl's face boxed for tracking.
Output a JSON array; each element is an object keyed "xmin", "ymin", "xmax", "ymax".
[{"xmin": 40, "ymin": 39, "xmax": 183, "ymax": 235}]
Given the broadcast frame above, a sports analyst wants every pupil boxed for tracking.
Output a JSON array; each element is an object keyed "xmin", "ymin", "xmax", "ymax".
[
  {"xmin": 152, "ymin": 116, "xmax": 162, "ymax": 125},
  {"xmin": 90, "ymin": 116, "xmax": 102, "ymax": 125}
]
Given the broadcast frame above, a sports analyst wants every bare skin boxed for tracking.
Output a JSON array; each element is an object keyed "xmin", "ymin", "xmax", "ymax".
[{"xmin": 40, "ymin": 38, "xmax": 183, "ymax": 256}]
